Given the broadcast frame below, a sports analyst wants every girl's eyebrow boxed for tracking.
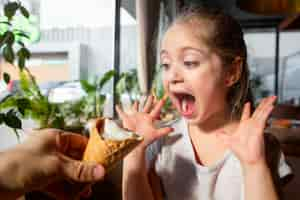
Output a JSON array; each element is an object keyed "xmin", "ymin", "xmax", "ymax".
[{"xmin": 182, "ymin": 47, "xmax": 206, "ymax": 55}]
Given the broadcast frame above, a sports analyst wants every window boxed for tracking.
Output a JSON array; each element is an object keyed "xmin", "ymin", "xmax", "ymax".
[{"xmin": 244, "ymin": 31, "xmax": 276, "ymax": 101}]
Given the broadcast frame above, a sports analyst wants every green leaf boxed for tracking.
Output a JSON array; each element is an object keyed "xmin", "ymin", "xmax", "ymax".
[
  {"xmin": 0, "ymin": 113, "xmax": 5, "ymax": 124},
  {"xmin": 0, "ymin": 35, "xmax": 4, "ymax": 47},
  {"xmin": 3, "ymin": 31, "xmax": 15, "ymax": 45},
  {"xmin": 50, "ymin": 116, "xmax": 65, "ymax": 129},
  {"xmin": 4, "ymin": 2, "xmax": 19, "ymax": 21},
  {"xmin": 0, "ymin": 21, "xmax": 11, "ymax": 26},
  {"xmin": 98, "ymin": 94, "xmax": 106, "ymax": 105},
  {"xmin": 3, "ymin": 45, "xmax": 15, "ymax": 64},
  {"xmin": 19, "ymin": 70, "xmax": 31, "ymax": 96},
  {"xmin": 18, "ymin": 56, "xmax": 25, "ymax": 70},
  {"xmin": 14, "ymin": 31, "xmax": 30, "ymax": 39},
  {"xmin": 16, "ymin": 98, "xmax": 30, "ymax": 116},
  {"xmin": 13, "ymin": 128, "xmax": 20, "ymax": 142},
  {"xmin": 4, "ymin": 110, "xmax": 22, "ymax": 129},
  {"xmin": 27, "ymin": 99, "xmax": 50, "ymax": 122},
  {"xmin": 95, "ymin": 94, "xmax": 106, "ymax": 116},
  {"xmin": 116, "ymin": 76, "xmax": 126, "ymax": 94},
  {"xmin": 99, "ymin": 70, "xmax": 115, "ymax": 90},
  {"xmin": 17, "ymin": 41, "xmax": 25, "ymax": 47},
  {"xmin": 17, "ymin": 47, "xmax": 31, "ymax": 59},
  {"xmin": 0, "ymin": 96, "xmax": 18, "ymax": 110},
  {"xmin": 19, "ymin": 70, "xmax": 43, "ymax": 99},
  {"xmin": 115, "ymin": 69, "xmax": 140, "ymax": 103},
  {"xmin": 20, "ymin": 6, "xmax": 30, "ymax": 18},
  {"xmin": 80, "ymin": 80, "xmax": 96, "ymax": 93},
  {"xmin": 3, "ymin": 72, "xmax": 10, "ymax": 84}
]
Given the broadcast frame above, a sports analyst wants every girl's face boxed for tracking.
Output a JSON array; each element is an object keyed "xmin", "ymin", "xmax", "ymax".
[{"xmin": 161, "ymin": 23, "xmax": 230, "ymax": 125}]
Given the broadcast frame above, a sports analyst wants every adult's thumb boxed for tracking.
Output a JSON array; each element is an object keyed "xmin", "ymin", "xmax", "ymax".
[{"xmin": 61, "ymin": 156, "xmax": 105, "ymax": 182}]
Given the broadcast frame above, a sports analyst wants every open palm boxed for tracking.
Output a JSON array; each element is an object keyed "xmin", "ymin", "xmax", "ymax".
[
  {"xmin": 218, "ymin": 96, "xmax": 277, "ymax": 165},
  {"xmin": 116, "ymin": 95, "xmax": 173, "ymax": 149}
]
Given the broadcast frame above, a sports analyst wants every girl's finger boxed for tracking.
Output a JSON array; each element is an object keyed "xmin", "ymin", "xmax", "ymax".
[
  {"xmin": 258, "ymin": 96, "xmax": 276, "ymax": 118},
  {"xmin": 150, "ymin": 98, "xmax": 166, "ymax": 119},
  {"xmin": 267, "ymin": 95, "xmax": 277, "ymax": 106},
  {"xmin": 252, "ymin": 97, "xmax": 268, "ymax": 119},
  {"xmin": 116, "ymin": 105, "xmax": 127, "ymax": 120},
  {"xmin": 254, "ymin": 96, "xmax": 276, "ymax": 120},
  {"xmin": 241, "ymin": 102, "xmax": 251, "ymax": 121},
  {"xmin": 258, "ymin": 105, "xmax": 274, "ymax": 127},
  {"xmin": 143, "ymin": 95, "xmax": 154, "ymax": 113},
  {"xmin": 260, "ymin": 96, "xmax": 276, "ymax": 112},
  {"xmin": 133, "ymin": 101, "xmax": 139, "ymax": 112},
  {"xmin": 156, "ymin": 127, "xmax": 174, "ymax": 138}
]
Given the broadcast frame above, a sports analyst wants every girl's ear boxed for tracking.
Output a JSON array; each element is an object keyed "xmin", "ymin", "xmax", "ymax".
[{"xmin": 225, "ymin": 57, "xmax": 242, "ymax": 87}]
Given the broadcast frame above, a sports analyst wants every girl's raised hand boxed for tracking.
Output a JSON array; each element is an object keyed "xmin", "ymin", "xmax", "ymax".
[
  {"xmin": 217, "ymin": 96, "xmax": 277, "ymax": 167},
  {"xmin": 116, "ymin": 95, "xmax": 173, "ymax": 149}
]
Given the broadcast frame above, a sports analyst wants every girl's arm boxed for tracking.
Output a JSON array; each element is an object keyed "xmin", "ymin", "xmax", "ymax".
[
  {"xmin": 123, "ymin": 147, "xmax": 164, "ymax": 200},
  {"xmin": 117, "ymin": 96, "xmax": 172, "ymax": 200},
  {"xmin": 243, "ymin": 162, "xmax": 278, "ymax": 200},
  {"xmin": 217, "ymin": 96, "xmax": 279, "ymax": 200},
  {"xmin": 123, "ymin": 147, "xmax": 155, "ymax": 200}
]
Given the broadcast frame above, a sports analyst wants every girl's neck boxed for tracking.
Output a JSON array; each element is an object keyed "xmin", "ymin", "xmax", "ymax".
[{"xmin": 189, "ymin": 107, "xmax": 238, "ymax": 136}]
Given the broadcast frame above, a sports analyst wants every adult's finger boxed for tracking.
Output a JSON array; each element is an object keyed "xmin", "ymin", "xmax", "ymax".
[
  {"xmin": 60, "ymin": 155, "xmax": 105, "ymax": 183},
  {"xmin": 57, "ymin": 134, "xmax": 88, "ymax": 160}
]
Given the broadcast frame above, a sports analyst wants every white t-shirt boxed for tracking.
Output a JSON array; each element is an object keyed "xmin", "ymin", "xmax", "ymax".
[{"xmin": 147, "ymin": 118, "xmax": 292, "ymax": 200}]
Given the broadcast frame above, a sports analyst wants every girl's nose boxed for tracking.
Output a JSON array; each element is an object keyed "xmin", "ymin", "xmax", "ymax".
[{"xmin": 169, "ymin": 66, "xmax": 183, "ymax": 84}]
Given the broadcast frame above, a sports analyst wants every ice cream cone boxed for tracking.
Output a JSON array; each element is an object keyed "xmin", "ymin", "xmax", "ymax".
[{"xmin": 83, "ymin": 118, "xmax": 142, "ymax": 171}]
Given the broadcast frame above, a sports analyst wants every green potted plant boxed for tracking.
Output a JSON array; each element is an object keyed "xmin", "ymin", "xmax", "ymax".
[
  {"xmin": 0, "ymin": 1, "xmax": 32, "ymax": 139},
  {"xmin": 116, "ymin": 68, "xmax": 141, "ymax": 113},
  {"xmin": 0, "ymin": 1, "xmax": 115, "ymax": 138}
]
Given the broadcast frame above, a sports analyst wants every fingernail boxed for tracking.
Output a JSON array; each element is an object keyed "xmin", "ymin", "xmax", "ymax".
[{"xmin": 93, "ymin": 165, "xmax": 105, "ymax": 179}]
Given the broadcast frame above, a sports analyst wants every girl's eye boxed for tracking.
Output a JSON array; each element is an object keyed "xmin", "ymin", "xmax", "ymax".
[
  {"xmin": 161, "ymin": 63, "xmax": 170, "ymax": 70},
  {"xmin": 184, "ymin": 61, "xmax": 199, "ymax": 68}
]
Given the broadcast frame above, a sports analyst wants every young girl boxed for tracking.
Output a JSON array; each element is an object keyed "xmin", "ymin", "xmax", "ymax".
[{"xmin": 117, "ymin": 7, "xmax": 292, "ymax": 200}]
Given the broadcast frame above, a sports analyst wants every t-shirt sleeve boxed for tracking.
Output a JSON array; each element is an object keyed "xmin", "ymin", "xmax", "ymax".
[
  {"xmin": 278, "ymin": 152, "xmax": 292, "ymax": 178},
  {"xmin": 145, "ymin": 138, "xmax": 163, "ymax": 170}
]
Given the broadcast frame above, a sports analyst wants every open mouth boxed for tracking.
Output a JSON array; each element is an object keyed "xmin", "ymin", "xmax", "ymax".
[{"xmin": 172, "ymin": 92, "xmax": 196, "ymax": 118}]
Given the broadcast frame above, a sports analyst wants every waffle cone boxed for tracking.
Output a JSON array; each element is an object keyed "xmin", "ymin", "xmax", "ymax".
[{"xmin": 83, "ymin": 118, "xmax": 142, "ymax": 171}]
